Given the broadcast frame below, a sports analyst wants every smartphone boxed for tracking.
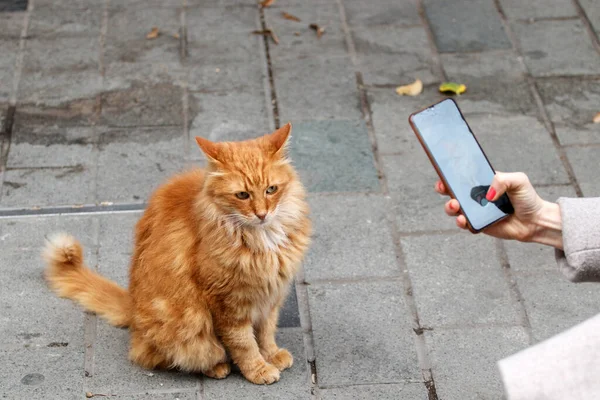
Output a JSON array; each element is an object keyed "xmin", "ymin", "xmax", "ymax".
[{"xmin": 408, "ymin": 98, "xmax": 514, "ymax": 233}]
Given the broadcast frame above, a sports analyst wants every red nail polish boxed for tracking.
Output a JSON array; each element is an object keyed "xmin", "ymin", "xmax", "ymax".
[{"xmin": 486, "ymin": 187, "xmax": 496, "ymax": 201}]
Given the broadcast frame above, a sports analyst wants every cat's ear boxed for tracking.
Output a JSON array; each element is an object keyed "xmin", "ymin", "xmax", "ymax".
[
  {"xmin": 195, "ymin": 137, "xmax": 220, "ymax": 162},
  {"xmin": 268, "ymin": 122, "xmax": 292, "ymax": 154}
]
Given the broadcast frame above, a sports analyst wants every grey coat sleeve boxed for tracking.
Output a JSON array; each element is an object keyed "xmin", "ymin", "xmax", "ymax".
[{"xmin": 555, "ymin": 197, "xmax": 600, "ymax": 282}]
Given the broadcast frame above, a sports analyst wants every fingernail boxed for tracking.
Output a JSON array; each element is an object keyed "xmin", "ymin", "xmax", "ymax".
[{"xmin": 486, "ymin": 187, "xmax": 496, "ymax": 201}]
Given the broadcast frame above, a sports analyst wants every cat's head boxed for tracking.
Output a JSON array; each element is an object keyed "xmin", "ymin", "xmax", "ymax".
[{"xmin": 195, "ymin": 123, "xmax": 305, "ymax": 229}]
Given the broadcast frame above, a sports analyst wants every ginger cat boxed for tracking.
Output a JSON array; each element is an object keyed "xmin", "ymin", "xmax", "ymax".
[{"xmin": 43, "ymin": 123, "xmax": 311, "ymax": 385}]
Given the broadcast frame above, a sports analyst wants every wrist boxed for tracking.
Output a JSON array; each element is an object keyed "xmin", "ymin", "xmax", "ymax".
[{"xmin": 530, "ymin": 201, "xmax": 563, "ymax": 250}]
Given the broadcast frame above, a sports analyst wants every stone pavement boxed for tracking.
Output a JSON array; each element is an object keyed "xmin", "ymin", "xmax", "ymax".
[{"xmin": 1, "ymin": 0, "xmax": 600, "ymax": 398}]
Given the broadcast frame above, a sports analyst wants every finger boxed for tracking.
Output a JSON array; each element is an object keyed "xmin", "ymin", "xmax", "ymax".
[
  {"xmin": 444, "ymin": 199, "xmax": 460, "ymax": 216},
  {"xmin": 456, "ymin": 214, "xmax": 468, "ymax": 230},
  {"xmin": 487, "ymin": 171, "xmax": 530, "ymax": 202},
  {"xmin": 435, "ymin": 180, "xmax": 449, "ymax": 195}
]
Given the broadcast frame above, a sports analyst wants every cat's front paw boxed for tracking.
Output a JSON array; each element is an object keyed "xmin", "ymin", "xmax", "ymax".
[
  {"xmin": 244, "ymin": 362, "xmax": 280, "ymax": 385},
  {"xmin": 265, "ymin": 348, "xmax": 293, "ymax": 371},
  {"xmin": 203, "ymin": 362, "xmax": 231, "ymax": 380}
]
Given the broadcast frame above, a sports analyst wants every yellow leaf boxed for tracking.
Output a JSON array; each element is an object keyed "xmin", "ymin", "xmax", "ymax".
[
  {"xmin": 260, "ymin": 0, "xmax": 275, "ymax": 7},
  {"xmin": 439, "ymin": 82, "xmax": 467, "ymax": 95},
  {"xmin": 395, "ymin": 79, "xmax": 423, "ymax": 96},
  {"xmin": 593, "ymin": 112, "xmax": 600, "ymax": 123},
  {"xmin": 146, "ymin": 27, "xmax": 159, "ymax": 40}
]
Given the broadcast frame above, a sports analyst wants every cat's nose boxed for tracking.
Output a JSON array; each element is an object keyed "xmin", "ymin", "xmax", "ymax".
[{"xmin": 256, "ymin": 212, "xmax": 267, "ymax": 221}]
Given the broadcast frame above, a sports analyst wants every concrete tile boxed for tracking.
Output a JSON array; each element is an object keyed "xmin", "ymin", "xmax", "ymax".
[
  {"xmin": 427, "ymin": 327, "xmax": 529, "ymax": 399},
  {"xmin": 88, "ymin": 321, "xmax": 198, "ymax": 394},
  {"xmin": 7, "ymin": 124, "xmax": 96, "ymax": 168},
  {"xmin": 1, "ymin": 166, "xmax": 95, "ymax": 208},
  {"xmin": 279, "ymin": 285, "xmax": 301, "ymax": 328},
  {"xmin": 0, "ymin": 250, "xmax": 87, "ymax": 349},
  {"xmin": 97, "ymin": 212, "xmax": 139, "ymax": 287},
  {"xmin": 537, "ymin": 78, "xmax": 600, "ymax": 145},
  {"xmin": 204, "ymin": 330, "xmax": 309, "ymax": 399},
  {"xmin": 101, "ymin": 82, "xmax": 184, "ymax": 127},
  {"xmin": 308, "ymin": 281, "xmax": 419, "ymax": 386},
  {"xmin": 0, "ymin": 40, "xmax": 19, "ymax": 102},
  {"xmin": 34, "ymin": 0, "xmax": 104, "ymax": 8},
  {"xmin": 401, "ymin": 233, "xmax": 520, "ymax": 327},
  {"xmin": 321, "ymin": 383, "xmax": 427, "ymax": 400},
  {"xmin": 0, "ymin": 346, "xmax": 85, "ymax": 400},
  {"xmin": 186, "ymin": 4, "xmax": 259, "ymax": 33},
  {"xmin": 273, "ymin": 56, "xmax": 362, "ymax": 122},
  {"xmin": 105, "ymin": 62, "xmax": 186, "ymax": 91},
  {"xmin": 565, "ymin": 146, "xmax": 600, "ymax": 197},
  {"xmin": 112, "ymin": 393, "xmax": 196, "ymax": 400},
  {"xmin": 343, "ymin": 0, "xmax": 420, "ymax": 27},
  {"xmin": 188, "ymin": 89, "xmax": 270, "ymax": 147},
  {"xmin": 500, "ymin": 0, "xmax": 577, "ymax": 19},
  {"xmin": 0, "ymin": 0, "xmax": 27, "ymax": 12},
  {"xmin": 352, "ymin": 25, "xmax": 437, "ymax": 86},
  {"xmin": 289, "ymin": 120, "xmax": 380, "ymax": 193},
  {"xmin": 19, "ymin": 68, "xmax": 103, "ymax": 107},
  {"xmin": 368, "ymin": 87, "xmax": 447, "ymax": 155},
  {"xmin": 264, "ymin": 4, "xmax": 347, "ymax": 61},
  {"xmin": 424, "ymin": 0, "xmax": 511, "ymax": 52},
  {"xmin": 440, "ymin": 51, "xmax": 536, "ymax": 116},
  {"xmin": 13, "ymin": 101, "xmax": 99, "ymax": 129},
  {"xmin": 104, "ymin": 7, "xmax": 181, "ymax": 64},
  {"xmin": 28, "ymin": 5, "xmax": 102, "ymax": 39},
  {"xmin": 467, "ymin": 114, "xmax": 569, "ymax": 185},
  {"xmin": 580, "ymin": 0, "xmax": 600, "ymax": 36},
  {"xmin": 187, "ymin": 62, "xmax": 265, "ymax": 92},
  {"xmin": 304, "ymin": 194, "xmax": 398, "ymax": 281},
  {"xmin": 515, "ymin": 20, "xmax": 600, "ymax": 77},
  {"xmin": 0, "ymin": 12, "xmax": 24, "ymax": 39},
  {"xmin": 187, "ymin": 29, "xmax": 261, "ymax": 66},
  {"xmin": 96, "ymin": 127, "xmax": 185, "ymax": 203},
  {"xmin": 515, "ymin": 271, "xmax": 600, "ymax": 342}
]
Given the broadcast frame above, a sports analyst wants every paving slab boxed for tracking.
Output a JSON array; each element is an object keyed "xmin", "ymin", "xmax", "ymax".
[
  {"xmin": 514, "ymin": 20, "xmax": 600, "ymax": 77},
  {"xmin": 304, "ymin": 194, "xmax": 398, "ymax": 281},
  {"xmin": 87, "ymin": 320, "xmax": 199, "ymax": 394},
  {"xmin": 18, "ymin": 37, "xmax": 102, "ymax": 105},
  {"xmin": 499, "ymin": 0, "xmax": 577, "ymax": 19},
  {"xmin": 289, "ymin": 120, "xmax": 380, "ymax": 193},
  {"xmin": 321, "ymin": 382, "xmax": 427, "ymax": 400},
  {"xmin": 1, "ymin": 166, "xmax": 96, "ymax": 208},
  {"xmin": 0, "ymin": 0, "xmax": 27, "ymax": 12},
  {"xmin": 96, "ymin": 126, "xmax": 185, "ymax": 203},
  {"xmin": 273, "ymin": 56, "xmax": 361, "ymax": 122},
  {"xmin": 264, "ymin": 4, "xmax": 347, "ymax": 61},
  {"xmin": 13, "ymin": 101, "xmax": 99, "ymax": 129},
  {"xmin": 565, "ymin": 146, "xmax": 600, "ymax": 197},
  {"xmin": 580, "ymin": 0, "xmax": 600, "ymax": 35},
  {"xmin": 27, "ymin": 5, "xmax": 102, "ymax": 39},
  {"xmin": 0, "ymin": 39, "xmax": 19, "ymax": 102},
  {"xmin": 536, "ymin": 77, "xmax": 600, "ymax": 145},
  {"xmin": 401, "ymin": 233, "xmax": 520, "ymax": 327},
  {"xmin": 109, "ymin": 393, "xmax": 197, "ymax": 400},
  {"xmin": 308, "ymin": 281, "xmax": 420, "ymax": 387},
  {"xmin": 352, "ymin": 25, "xmax": 437, "ymax": 86},
  {"xmin": 467, "ymin": 114, "xmax": 570, "ymax": 186},
  {"xmin": 368, "ymin": 87, "xmax": 446, "ymax": 155},
  {"xmin": 186, "ymin": 4, "xmax": 259, "ymax": 34},
  {"xmin": 204, "ymin": 330, "xmax": 309, "ymax": 399},
  {"xmin": 343, "ymin": 0, "xmax": 420, "ymax": 27},
  {"xmin": 515, "ymin": 271, "xmax": 600, "ymax": 342},
  {"xmin": 423, "ymin": 0, "xmax": 511, "ymax": 52},
  {"xmin": 0, "ymin": 346, "xmax": 85, "ymax": 400},
  {"xmin": 0, "ymin": 11, "xmax": 24, "ymax": 39},
  {"xmin": 382, "ymin": 154, "xmax": 457, "ymax": 233},
  {"xmin": 426, "ymin": 327, "xmax": 529, "ymax": 400},
  {"xmin": 440, "ymin": 51, "xmax": 536, "ymax": 116}
]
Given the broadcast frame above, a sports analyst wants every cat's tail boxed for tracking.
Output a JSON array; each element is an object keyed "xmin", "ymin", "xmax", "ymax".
[{"xmin": 43, "ymin": 233, "xmax": 132, "ymax": 328}]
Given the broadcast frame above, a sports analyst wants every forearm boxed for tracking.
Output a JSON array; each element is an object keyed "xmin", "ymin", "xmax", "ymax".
[{"xmin": 530, "ymin": 201, "xmax": 563, "ymax": 250}]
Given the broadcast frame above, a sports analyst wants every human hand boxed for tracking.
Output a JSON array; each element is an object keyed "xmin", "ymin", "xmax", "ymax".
[{"xmin": 435, "ymin": 172, "xmax": 563, "ymax": 249}]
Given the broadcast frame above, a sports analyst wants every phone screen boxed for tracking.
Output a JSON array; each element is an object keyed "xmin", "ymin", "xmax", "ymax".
[{"xmin": 410, "ymin": 99, "xmax": 512, "ymax": 231}]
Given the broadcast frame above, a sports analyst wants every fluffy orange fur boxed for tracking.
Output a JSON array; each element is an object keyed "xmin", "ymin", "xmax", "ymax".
[{"xmin": 43, "ymin": 123, "xmax": 311, "ymax": 385}]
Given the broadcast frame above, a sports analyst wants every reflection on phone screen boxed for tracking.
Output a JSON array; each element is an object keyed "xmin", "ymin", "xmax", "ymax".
[{"xmin": 411, "ymin": 99, "xmax": 513, "ymax": 231}]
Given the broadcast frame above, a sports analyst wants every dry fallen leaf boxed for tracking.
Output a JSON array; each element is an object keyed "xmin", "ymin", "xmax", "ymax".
[
  {"xmin": 395, "ymin": 79, "xmax": 423, "ymax": 96},
  {"xmin": 260, "ymin": 0, "xmax": 275, "ymax": 7},
  {"xmin": 146, "ymin": 27, "xmax": 159, "ymax": 40},
  {"xmin": 593, "ymin": 112, "xmax": 600, "ymax": 123},
  {"xmin": 282, "ymin": 12, "xmax": 301, "ymax": 22},
  {"xmin": 309, "ymin": 23, "xmax": 325, "ymax": 38},
  {"xmin": 252, "ymin": 29, "xmax": 279, "ymax": 45},
  {"xmin": 173, "ymin": 32, "xmax": 180, "ymax": 39},
  {"xmin": 294, "ymin": 32, "xmax": 301, "ymax": 36},
  {"xmin": 439, "ymin": 82, "xmax": 467, "ymax": 95}
]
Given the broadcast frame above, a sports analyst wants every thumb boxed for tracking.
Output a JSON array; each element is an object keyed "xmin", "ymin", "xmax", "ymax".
[{"xmin": 486, "ymin": 172, "xmax": 530, "ymax": 202}]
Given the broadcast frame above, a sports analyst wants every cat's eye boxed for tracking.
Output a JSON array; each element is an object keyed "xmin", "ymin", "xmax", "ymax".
[
  {"xmin": 266, "ymin": 186, "xmax": 278, "ymax": 195},
  {"xmin": 236, "ymin": 192, "xmax": 250, "ymax": 200}
]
